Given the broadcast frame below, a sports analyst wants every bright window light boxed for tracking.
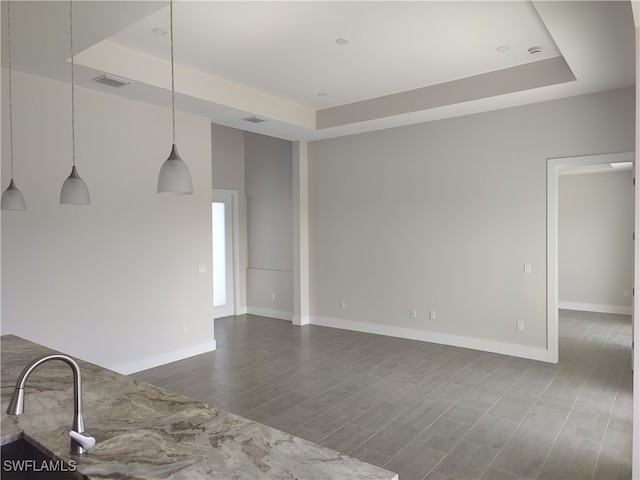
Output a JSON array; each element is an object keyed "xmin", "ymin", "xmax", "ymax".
[{"xmin": 213, "ymin": 202, "xmax": 226, "ymax": 307}]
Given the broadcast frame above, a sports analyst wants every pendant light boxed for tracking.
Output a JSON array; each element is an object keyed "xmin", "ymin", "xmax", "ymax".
[
  {"xmin": 60, "ymin": 0, "xmax": 90, "ymax": 205},
  {"xmin": 157, "ymin": 0, "xmax": 193, "ymax": 195},
  {"xmin": 1, "ymin": 1, "xmax": 26, "ymax": 211}
]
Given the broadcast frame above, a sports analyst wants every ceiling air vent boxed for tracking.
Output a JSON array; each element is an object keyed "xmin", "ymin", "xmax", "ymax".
[
  {"xmin": 92, "ymin": 74, "xmax": 133, "ymax": 88},
  {"xmin": 242, "ymin": 115, "xmax": 268, "ymax": 124}
]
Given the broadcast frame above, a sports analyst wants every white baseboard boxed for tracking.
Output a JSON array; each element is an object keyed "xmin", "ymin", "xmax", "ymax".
[
  {"xmin": 292, "ymin": 315, "xmax": 310, "ymax": 326},
  {"xmin": 110, "ymin": 340, "xmax": 217, "ymax": 375},
  {"xmin": 246, "ymin": 307, "xmax": 293, "ymax": 322},
  {"xmin": 559, "ymin": 301, "xmax": 632, "ymax": 315},
  {"xmin": 310, "ymin": 316, "xmax": 554, "ymax": 363}
]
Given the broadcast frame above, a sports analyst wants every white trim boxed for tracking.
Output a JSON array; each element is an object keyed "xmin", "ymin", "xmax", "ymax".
[
  {"xmin": 293, "ymin": 141, "xmax": 310, "ymax": 328},
  {"xmin": 558, "ymin": 301, "xmax": 632, "ymax": 316},
  {"xmin": 212, "ymin": 189, "xmax": 240, "ymax": 319},
  {"xmin": 547, "ymin": 152, "xmax": 635, "ymax": 365},
  {"xmin": 310, "ymin": 316, "xmax": 553, "ymax": 362},
  {"xmin": 110, "ymin": 340, "xmax": 217, "ymax": 375},
  {"xmin": 292, "ymin": 315, "xmax": 310, "ymax": 326},
  {"xmin": 247, "ymin": 307, "xmax": 293, "ymax": 322}
]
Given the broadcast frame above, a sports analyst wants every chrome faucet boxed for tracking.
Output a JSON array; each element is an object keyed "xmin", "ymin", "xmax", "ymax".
[{"xmin": 6, "ymin": 354, "xmax": 96, "ymax": 455}]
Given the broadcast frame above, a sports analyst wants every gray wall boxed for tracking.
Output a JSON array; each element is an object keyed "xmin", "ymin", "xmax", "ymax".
[
  {"xmin": 308, "ymin": 87, "xmax": 634, "ymax": 359},
  {"xmin": 209, "ymin": 87, "xmax": 634, "ymax": 360},
  {"xmin": 211, "ymin": 129, "xmax": 295, "ymax": 320},
  {"xmin": 211, "ymin": 124, "xmax": 248, "ymax": 312},
  {"xmin": 559, "ymin": 169, "xmax": 634, "ymax": 313},
  {"xmin": 1, "ymin": 71, "xmax": 214, "ymax": 372},
  {"xmin": 245, "ymin": 133, "xmax": 294, "ymax": 319}
]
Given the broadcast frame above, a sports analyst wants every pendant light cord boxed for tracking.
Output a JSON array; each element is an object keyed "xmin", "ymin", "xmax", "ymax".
[
  {"xmin": 69, "ymin": 0, "xmax": 76, "ymax": 167},
  {"xmin": 170, "ymin": 0, "xmax": 176, "ymax": 145},
  {"xmin": 7, "ymin": 1, "xmax": 15, "ymax": 179}
]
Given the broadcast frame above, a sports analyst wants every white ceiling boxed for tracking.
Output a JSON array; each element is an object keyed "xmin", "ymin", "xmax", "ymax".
[
  {"xmin": 2, "ymin": 1, "xmax": 636, "ymax": 141},
  {"xmin": 109, "ymin": 2, "xmax": 563, "ymax": 109}
]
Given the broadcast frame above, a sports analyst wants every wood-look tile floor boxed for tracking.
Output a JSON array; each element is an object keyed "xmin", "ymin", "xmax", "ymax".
[{"xmin": 132, "ymin": 310, "xmax": 633, "ymax": 479}]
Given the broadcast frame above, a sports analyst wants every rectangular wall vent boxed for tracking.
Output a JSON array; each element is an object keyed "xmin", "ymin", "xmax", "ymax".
[
  {"xmin": 92, "ymin": 74, "xmax": 133, "ymax": 88},
  {"xmin": 242, "ymin": 115, "xmax": 268, "ymax": 123}
]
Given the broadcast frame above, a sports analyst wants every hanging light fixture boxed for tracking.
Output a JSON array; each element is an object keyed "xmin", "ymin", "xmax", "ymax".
[
  {"xmin": 157, "ymin": 0, "xmax": 193, "ymax": 195},
  {"xmin": 60, "ymin": 0, "xmax": 90, "ymax": 205},
  {"xmin": 1, "ymin": 1, "xmax": 26, "ymax": 211}
]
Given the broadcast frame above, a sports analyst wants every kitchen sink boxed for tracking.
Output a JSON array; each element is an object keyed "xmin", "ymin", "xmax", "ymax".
[{"xmin": 1, "ymin": 438, "xmax": 80, "ymax": 479}]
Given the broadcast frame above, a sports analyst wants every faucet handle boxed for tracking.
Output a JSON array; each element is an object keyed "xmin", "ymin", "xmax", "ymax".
[{"xmin": 69, "ymin": 430, "xmax": 96, "ymax": 453}]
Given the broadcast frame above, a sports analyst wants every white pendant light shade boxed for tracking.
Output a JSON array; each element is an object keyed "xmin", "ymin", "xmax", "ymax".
[
  {"xmin": 1, "ymin": 179, "xmax": 26, "ymax": 210},
  {"xmin": 60, "ymin": 166, "xmax": 90, "ymax": 205},
  {"xmin": 59, "ymin": 0, "xmax": 90, "ymax": 206},
  {"xmin": 157, "ymin": 0, "xmax": 194, "ymax": 196},
  {"xmin": 2, "ymin": 2, "xmax": 25, "ymax": 212},
  {"xmin": 157, "ymin": 144, "xmax": 193, "ymax": 194}
]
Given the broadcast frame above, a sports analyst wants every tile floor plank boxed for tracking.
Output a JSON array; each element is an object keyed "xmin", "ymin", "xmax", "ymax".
[{"xmin": 132, "ymin": 310, "xmax": 633, "ymax": 480}]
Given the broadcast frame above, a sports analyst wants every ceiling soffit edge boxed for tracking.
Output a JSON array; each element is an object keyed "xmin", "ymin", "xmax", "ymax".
[{"xmin": 316, "ymin": 57, "xmax": 576, "ymax": 130}]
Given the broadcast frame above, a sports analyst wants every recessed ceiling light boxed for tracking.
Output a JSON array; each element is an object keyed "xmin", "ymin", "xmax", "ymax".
[
  {"xmin": 153, "ymin": 27, "xmax": 167, "ymax": 35},
  {"xmin": 336, "ymin": 38, "xmax": 349, "ymax": 45},
  {"xmin": 318, "ymin": 92, "xmax": 327, "ymax": 97},
  {"xmin": 496, "ymin": 45, "xmax": 510, "ymax": 52},
  {"xmin": 528, "ymin": 46, "xmax": 543, "ymax": 55}
]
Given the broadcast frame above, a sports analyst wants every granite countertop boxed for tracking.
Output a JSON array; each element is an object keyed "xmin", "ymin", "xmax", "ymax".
[{"xmin": 1, "ymin": 335, "xmax": 397, "ymax": 480}]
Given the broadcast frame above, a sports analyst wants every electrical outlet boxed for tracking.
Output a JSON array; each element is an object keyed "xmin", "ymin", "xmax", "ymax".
[
  {"xmin": 410, "ymin": 309, "xmax": 417, "ymax": 318},
  {"xmin": 182, "ymin": 323, "xmax": 189, "ymax": 334},
  {"xmin": 516, "ymin": 321, "xmax": 524, "ymax": 332},
  {"xmin": 429, "ymin": 311, "xmax": 436, "ymax": 320},
  {"xmin": 340, "ymin": 300, "xmax": 346, "ymax": 310},
  {"xmin": 524, "ymin": 264, "xmax": 532, "ymax": 274}
]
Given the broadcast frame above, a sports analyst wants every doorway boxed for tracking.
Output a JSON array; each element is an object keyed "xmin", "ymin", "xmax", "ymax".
[
  {"xmin": 547, "ymin": 152, "xmax": 635, "ymax": 362},
  {"xmin": 213, "ymin": 189, "xmax": 239, "ymax": 319}
]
